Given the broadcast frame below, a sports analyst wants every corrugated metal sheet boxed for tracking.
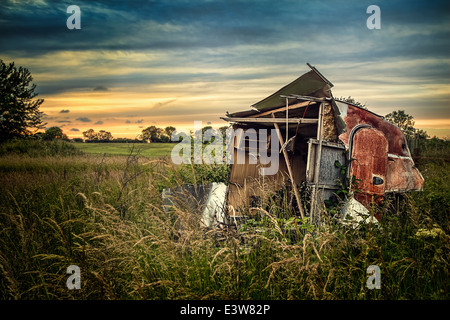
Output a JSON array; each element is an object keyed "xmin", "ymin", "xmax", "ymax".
[
  {"xmin": 250, "ymin": 70, "xmax": 332, "ymax": 112},
  {"xmin": 350, "ymin": 127, "xmax": 388, "ymax": 205}
]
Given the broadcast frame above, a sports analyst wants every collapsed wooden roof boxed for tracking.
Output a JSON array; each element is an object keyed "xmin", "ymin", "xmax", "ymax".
[
  {"xmin": 225, "ymin": 64, "xmax": 329, "ymax": 112},
  {"xmin": 221, "ymin": 63, "xmax": 384, "ymax": 141}
]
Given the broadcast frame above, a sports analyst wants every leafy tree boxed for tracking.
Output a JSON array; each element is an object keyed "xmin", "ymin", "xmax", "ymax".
[
  {"xmin": 82, "ymin": 128, "xmax": 96, "ymax": 141},
  {"xmin": 42, "ymin": 126, "xmax": 68, "ymax": 141},
  {"xmin": 0, "ymin": 60, "xmax": 45, "ymax": 142},
  {"xmin": 141, "ymin": 125, "xmax": 169, "ymax": 142},
  {"xmin": 385, "ymin": 109, "xmax": 430, "ymax": 152},
  {"xmin": 414, "ymin": 129, "xmax": 429, "ymax": 140},
  {"xmin": 82, "ymin": 128, "xmax": 113, "ymax": 142},
  {"xmin": 385, "ymin": 110, "xmax": 417, "ymax": 138},
  {"xmin": 159, "ymin": 133, "xmax": 170, "ymax": 143},
  {"xmin": 165, "ymin": 126, "xmax": 176, "ymax": 139},
  {"xmin": 141, "ymin": 125, "xmax": 157, "ymax": 142},
  {"xmin": 156, "ymin": 127, "xmax": 167, "ymax": 141},
  {"xmin": 97, "ymin": 130, "xmax": 113, "ymax": 142}
]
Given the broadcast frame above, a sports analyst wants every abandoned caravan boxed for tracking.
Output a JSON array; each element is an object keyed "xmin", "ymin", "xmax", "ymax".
[{"xmin": 162, "ymin": 63, "xmax": 424, "ymax": 228}]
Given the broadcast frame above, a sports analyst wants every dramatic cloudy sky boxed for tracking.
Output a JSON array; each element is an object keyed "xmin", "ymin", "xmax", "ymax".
[{"xmin": 1, "ymin": 0, "xmax": 449, "ymax": 138}]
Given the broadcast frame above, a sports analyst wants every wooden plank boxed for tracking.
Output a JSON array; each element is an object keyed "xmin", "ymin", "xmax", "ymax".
[
  {"xmin": 248, "ymin": 100, "xmax": 317, "ymax": 118},
  {"xmin": 305, "ymin": 141, "xmax": 315, "ymax": 182},
  {"xmin": 280, "ymin": 95, "xmax": 325, "ymax": 102},
  {"xmin": 221, "ymin": 117, "xmax": 318, "ymax": 124},
  {"xmin": 285, "ymin": 97, "xmax": 289, "ymax": 144},
  {"xmin": 310, "ymin": 102, "xmax": 325, "ymax": 222},
  {"xmin": 308, "ymin": 138, "xmax": 345, "ymax": 149},
  {"xmin": 272, "ymin": 113, "xmax": 305, "ymax": 219},
  {"xmin": 307, "ymin": 183, "xmax": 340, "ymax": 190}
]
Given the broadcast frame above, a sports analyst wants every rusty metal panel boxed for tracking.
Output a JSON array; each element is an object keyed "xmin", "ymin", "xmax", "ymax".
[
  {"xmin": 337, "ymin": 103, "xmax": 410, "ymax": 157},
  {"xmin": 336, "ymin": 102, "xmax": 424, "ymax": 196},
  {"xmin": 350, "ymin": 127, "xmax": 388, "ymax": 205},
  {"xmin": 385, "ymin": 156, "xmax": 424, "ymax": 192}
]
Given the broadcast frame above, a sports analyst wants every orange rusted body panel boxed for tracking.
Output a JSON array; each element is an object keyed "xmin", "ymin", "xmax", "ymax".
[
  {"xmin": 350, "ymin": 127, "xmax": 388, "ymax": 206},
  {"xmin": 336, "ymin": 102, "xmax": 424, "ymax": 206},
  {"xmin": 338, "ymin": 103, "xmax": 410, "ymax": 157}
]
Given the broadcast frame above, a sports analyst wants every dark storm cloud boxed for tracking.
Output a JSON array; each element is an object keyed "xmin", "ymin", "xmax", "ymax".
[
  {"xmin": 1, "ymin": 0, "xmax": 449, "ymax": 122},
  {"xmin": 1, "ymin": 0, "xmax": 447, "ymax": 59},
  {"xmin": 70, "ymin": 128, "xmax": 80, "ymax": 131},
  {"xmin": 60, "ymin": 109, "xmax": 70, "ymax": 113},
  {"xmin": 76, "ymin": 117, "xmax": 92, "ymax": 122},
  {"xmin": 95, "ymin": 120, "xmax": 103, "ymax": 124},
  {"xmin": 93, "ymin": 86, "xmax": 108, "ymax": 92},
  {"xmin": 1, "ymin": 0, "xmax": 448, "ymax": 88}
]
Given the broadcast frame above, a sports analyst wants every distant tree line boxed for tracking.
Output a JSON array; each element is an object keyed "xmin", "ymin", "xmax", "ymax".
[
  {"xmin": 77, "ymin": 126, "xmax": 178, "ymax": 143},
  {"xmin": 139, "ymin": 125, "xmax": 176, "ymax": 143},
  {"xmin": 78, "ymin": 125, "xmax": 229, "ymax": 143},
  {"xmin": 82, "ymin": 128, "xmax": 114, "ymax": 142}
]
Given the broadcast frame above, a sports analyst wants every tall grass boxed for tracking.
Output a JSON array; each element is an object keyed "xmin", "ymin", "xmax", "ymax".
[{"xmin": 0, "ymin": 140, "xmax": 448, "ymax": 300}]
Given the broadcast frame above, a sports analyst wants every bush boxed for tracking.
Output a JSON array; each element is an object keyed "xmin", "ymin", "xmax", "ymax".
[{"xmin": 0, "ymin": 139, "xmax": 83, "ymax": 157}]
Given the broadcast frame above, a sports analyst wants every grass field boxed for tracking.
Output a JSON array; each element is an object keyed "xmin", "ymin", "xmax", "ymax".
[
  {"xmin": 73, "ymin": 142, "xmax": 174, "ymax": 157},
  {"xmin": 0, "ymin": 139, "xmax": 448, "ymax": 300}
]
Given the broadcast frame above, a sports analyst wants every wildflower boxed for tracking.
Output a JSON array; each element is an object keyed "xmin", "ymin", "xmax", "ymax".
[{"xmin": 415, "ymin": 224, "xmax": 446, "ymax": 239}]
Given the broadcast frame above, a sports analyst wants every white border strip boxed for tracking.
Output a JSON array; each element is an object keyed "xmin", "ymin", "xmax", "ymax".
[{"xmin": 387, "ymin": 153, "xmax": 413, "ymax": 160}]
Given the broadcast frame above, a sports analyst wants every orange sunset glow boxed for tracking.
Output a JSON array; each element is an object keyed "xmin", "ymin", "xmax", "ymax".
[{"xmin": 1, "ymin": 1, "xmax": 449, "ymax": 140}]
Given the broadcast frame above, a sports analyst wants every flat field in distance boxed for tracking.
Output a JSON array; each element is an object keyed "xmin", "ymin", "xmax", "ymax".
[{"xmin": 73, "ymin": 142, "xmax": 174, "ymax": 157}]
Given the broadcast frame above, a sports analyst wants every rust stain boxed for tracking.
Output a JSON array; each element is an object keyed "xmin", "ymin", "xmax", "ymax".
[
  {"xmin": 386, "ymin": 157, "xmax": 424, "ymax": 192},
  {"xmin": 340, "ymin": 104, "xmax": 424, "ymax": 205},
  {"xmin": 350, "ymin": 127, "xmax": 388, "ymax": 206},
  {"xmin": 338, "ymin": 104, "xmax": 410, "ymax": 157}
]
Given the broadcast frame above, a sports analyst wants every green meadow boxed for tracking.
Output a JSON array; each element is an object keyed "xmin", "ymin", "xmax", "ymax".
[
  {"xmin": 73, "ymin": 142, "xmax": 174, "ymax": 157},
  {"xmin": 0, "ymin": 139, "xmax": 448, "ymax": 300}
]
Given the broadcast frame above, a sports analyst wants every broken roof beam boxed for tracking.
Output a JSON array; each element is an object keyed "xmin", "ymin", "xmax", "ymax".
[
  {"xmin": 272, "ymin": 113, "xmax": 305, "ymax": 219},
  {"xmin": 248, "ymin": 100, "xmax": 317, "ymax": 118},
  {"xmin": 220, "ymin": 117, "xmax": 318, "ymax": 124},
  {"xmin": 279, "ymin": 95, "xmax": 331, "ymax": 102},
  {"xmin": 307, "ymin": 62, "xmax": 334, "ymax": 88}
]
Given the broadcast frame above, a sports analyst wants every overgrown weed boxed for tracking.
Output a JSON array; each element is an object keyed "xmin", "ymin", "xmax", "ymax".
[{"xmin": 0, "ymin": 141, "xmax": 448, "ymax": 300}]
